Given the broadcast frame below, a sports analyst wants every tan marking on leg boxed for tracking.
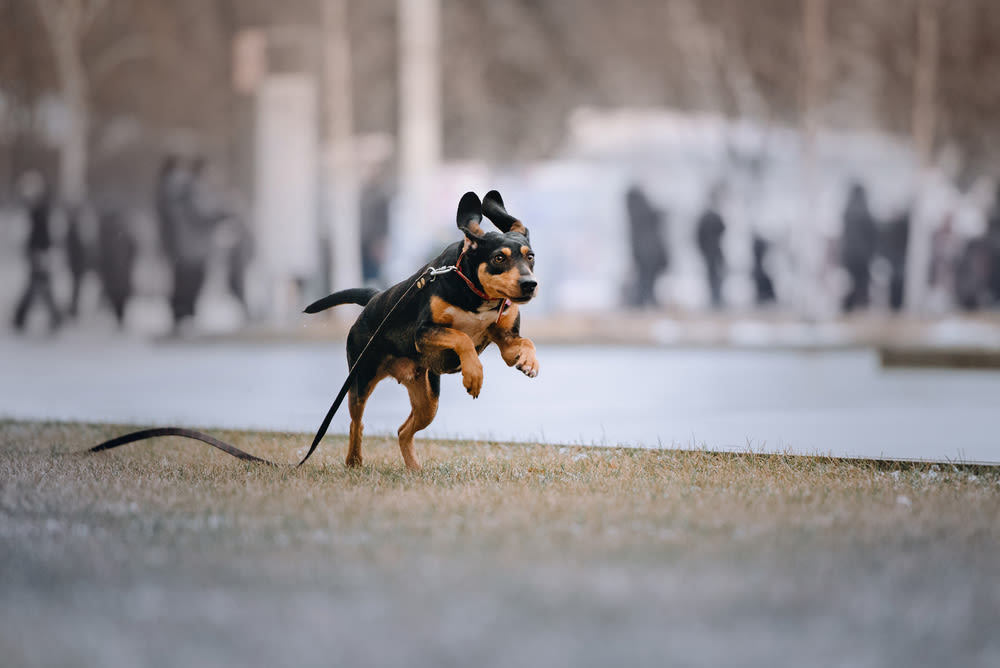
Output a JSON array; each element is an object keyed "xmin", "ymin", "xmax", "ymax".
[
  {"xmin": 345, "ymin": 369, "xmax": 387, "ymax": 467},
  {"xmin": 396, "ymin": 370, "xmax": 439, "ymax": 470},
  {"xmin": 492, "ymin": 333, "xmax": 540, "ymax": 378},
  {"xmin": 419, "ymin": 327, "xmax": 483, "ymax": 397},
  {"xmin": 346, "ymin": 390, "xmax": 367, "ymax": 468}
]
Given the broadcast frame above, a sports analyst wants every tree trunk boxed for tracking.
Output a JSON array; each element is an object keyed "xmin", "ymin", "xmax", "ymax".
[
  {"xmin": 35, "ymin": 0, "xmax": 92, "ymax": 206},
  {"xmin": 395, "ymin": 0, "xmax": 441, "ymax": 278},
  {"xmin": 905, "ymin": 0, "xmax": 940, "ymax": 313},
  {"xmin": 799, "ymin": 0, "xmax": 828, "ymax": 316},
  {"xmin": 323, "ymin": 0, "xmax": 362, "ymax": 293},
  {"xmin": 56, "ymin": 42, "xmax": 88, "ymax": 206}
]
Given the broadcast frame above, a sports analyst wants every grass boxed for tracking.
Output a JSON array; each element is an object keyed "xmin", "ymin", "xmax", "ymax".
[{"xmin": 2, "ymin": 419, "xmax": 999, "ymax": 667}]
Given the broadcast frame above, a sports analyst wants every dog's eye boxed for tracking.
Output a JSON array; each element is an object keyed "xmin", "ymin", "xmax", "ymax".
[
  {"xmin": 492, "ymin": 254, "xmax": 506, "ymax": 265},
  {"xmin": 526, "ymin": 252, "xmax": 535, "ymax": 264}
]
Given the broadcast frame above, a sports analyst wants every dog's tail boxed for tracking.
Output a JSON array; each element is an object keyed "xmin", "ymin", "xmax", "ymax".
[{"xmin": 303, "ymin": 287, "xmax": 379, "ymax": 314}]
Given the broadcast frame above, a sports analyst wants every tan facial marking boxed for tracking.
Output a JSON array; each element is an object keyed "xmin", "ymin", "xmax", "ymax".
[{"xmin": 477, "ymin": 265, "xmax": 522, "ymax": 301}]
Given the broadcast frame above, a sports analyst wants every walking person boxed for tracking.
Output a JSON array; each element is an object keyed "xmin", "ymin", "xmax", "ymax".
[
  {"xmin": 12, "ymin": 171, "xmax": 62, "ymax": 333},
  {"xmin": 225, "ymin": 213, "xmax": 253, "ymax": 317},
  {"xmin": 624, "ymin": 184, "xmax": 669, "ymax": 308},
  {"xmin": 696, "ymin": 184, "xmax": 727, "ymax": 309},
  {"xmin": 64, "ymin": 203, "xmax": 94, "ymax": 320},
  {"xmin": 169, "ymin": 157, "xmax": 224, "ymax": 334},
  {"xmin": 155, "ymin": 155, "xmax": 183, "ymax": 265},
  {"xmin": 752, "ymin": 234, "xmax": 777, "ymax": 306},
  {"xmin": 96, "ymin": 207, "xmax": 137, "ymax": 328},
  {"xmin": 881, "ymin": 208, "xmax": 910, "ymax": 312},
  {"xmin": 986, "ymin": 184, "xmax": 1000, "ymax": 305},
  {"xmin": 360, "ymin": 168, "xmax": 391, "ymax": 287},
  {"xmin": 840, "ymin": 182, "xmax": 878, "ymax": 313}
]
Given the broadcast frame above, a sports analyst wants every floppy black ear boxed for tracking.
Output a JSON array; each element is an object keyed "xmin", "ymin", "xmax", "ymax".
[
  {"xmin": 456, "ymin": 191, "xmax": 486, "ymax": 242},
  {"xmin": 482, "ymin": 190, "xmax": 528, "ymax": 236}
]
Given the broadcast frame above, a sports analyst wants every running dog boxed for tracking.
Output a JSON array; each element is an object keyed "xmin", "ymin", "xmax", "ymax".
[{"xmin": 304, "ymin": 190, "xmax": 539, "ymax": 470}]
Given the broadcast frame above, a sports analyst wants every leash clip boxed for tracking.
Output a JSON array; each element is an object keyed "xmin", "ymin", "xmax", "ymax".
[{"xmin": 427, "ymin": 265, "xmax": 457, "ymax": 280}]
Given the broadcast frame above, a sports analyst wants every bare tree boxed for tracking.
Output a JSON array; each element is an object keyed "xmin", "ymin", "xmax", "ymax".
[
  {"xmin": 798, "ymin": 0, "xmax": 829, "ymax": 313},
  {"xmin": 324, "ymin": 0, "xmax": 362, "ymax": 291},
  {"xmin": 33, "ymin": 0, "xmax": 109, "ymax": 205},
  {"xmin": 906, "ymin": 0, "xmax": 941, "ymax": 312}
]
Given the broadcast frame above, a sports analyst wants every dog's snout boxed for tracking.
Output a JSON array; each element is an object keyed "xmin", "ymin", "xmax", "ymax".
[{"xmin": 519, "ymin": 278, "xmax": 538, "ymax": 295}]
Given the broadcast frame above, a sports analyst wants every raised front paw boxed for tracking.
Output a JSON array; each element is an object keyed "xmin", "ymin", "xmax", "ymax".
[
  {"xmin": 462, "ymin": 359, "xmax": 484, "ymax": 398},
  {"xmin": 515, "ymin": 349, "xmax": 539, "ymax": 378}
]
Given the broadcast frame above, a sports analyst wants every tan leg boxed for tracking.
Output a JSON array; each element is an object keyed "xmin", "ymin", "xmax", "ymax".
[
  {"xmin": 419, "ymin": 327, "xmax": 483, "ymax": 397},
  {"xmin": 397, "ymin": 370, "xmax": 439, "ymax": 470},
  {"xmin": 493, "ymin": 334, "xmax": 539, "ymax": 378},
  {"xmin": 345, "ymin": 372, "xmax": 383, "ymax": 467},
  {"xmin": 346, "ymin": 390, "xmax": 367, "ymax": 467}
]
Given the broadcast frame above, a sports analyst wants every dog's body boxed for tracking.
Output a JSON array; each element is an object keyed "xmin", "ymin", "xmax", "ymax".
[{"xmin": 304, "ymin": 191, "xmax": 538, "ymax": 470}]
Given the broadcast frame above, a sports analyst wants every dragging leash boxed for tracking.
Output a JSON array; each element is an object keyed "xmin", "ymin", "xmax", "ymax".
[{"xmin": 88, "ymin": 264, "xmax": 443, "ymax": 468}]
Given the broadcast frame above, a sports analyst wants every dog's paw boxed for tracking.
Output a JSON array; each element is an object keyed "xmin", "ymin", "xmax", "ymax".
[
  {"xmin": 462, "ymin": 361, "xmax": 484, "ymax": 398},
  {"xmin": 515, "ymin": 350, "xmax": 539, "ymax": 378}
]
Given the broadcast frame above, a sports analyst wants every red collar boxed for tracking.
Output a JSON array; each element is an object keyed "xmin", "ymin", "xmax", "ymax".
[{"xmin": 454, "ymin": 245, "xmax": 512, "ymax": 322}]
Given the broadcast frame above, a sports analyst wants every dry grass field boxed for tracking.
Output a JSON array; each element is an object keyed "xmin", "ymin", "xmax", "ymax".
[{"xmin": 1, "ymin": 419, "xmax": 998, "ymax": 667}]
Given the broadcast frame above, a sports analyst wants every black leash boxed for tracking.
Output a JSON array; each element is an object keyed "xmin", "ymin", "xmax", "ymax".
[{"xmin": 88, "ymin": 265, "xmax": 447, "ymax": 468}]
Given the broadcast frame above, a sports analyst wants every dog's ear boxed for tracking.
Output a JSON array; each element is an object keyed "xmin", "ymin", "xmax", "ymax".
[
  {"xmin": 482, "ymin": 190, "xmax": 528, "ymax": 237},
  {"xmin": 456, "ymin": 191, "xmax": 486, "ymax": 244}
]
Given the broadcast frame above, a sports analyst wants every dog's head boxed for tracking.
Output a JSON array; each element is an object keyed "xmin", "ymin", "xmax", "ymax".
[{"xmin": 456, "ymin": 191, "xmax": 537, "ymax": 304}]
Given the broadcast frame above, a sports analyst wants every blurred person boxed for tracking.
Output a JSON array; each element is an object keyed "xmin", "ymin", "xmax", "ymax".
[
  {"xmin": 360, "ymin": 168, "xmax": 392, "ymax": 287},
  {"xmin": 987, "ymin": 184, "xmax": 1000, "ymax": 304},
  {"xmin": 751, "ymin": 234, "xmax": 776, "ymax": 306},
  {"xmin": 155, "ymin": 155, "xmax": 184, "ymax": 263},
  {"xmin": 928, "ymin": 214, "xmax": 959, "ymax": 310},
  {"xmin": 12, "ymin": 170, "xmax": 62, "ymax": 333},
  {"xmin": 696, "ymin": 184, "xmax": 727, "ymax": 309},
  {"xmin": 624, "ymin": 183, "xmax": 669, "ymax": 308},
  {"xmin": 168, "ymin": 157, "xmax": 226, "ymax": 334},
  {"xmin": 64, "ymin": 203, "xmax": 96, "ymax": 320},
  {"xmin": 840, "ymin": 182, "xmax": 878, "ymax": 313},
  {"xmin": 225, "ymin": 213, "xmax": 253, "ymax": 316},
  {"xmin": 880, "ymin": 208, "xmax": 910, "ymax": 312},
  {"xmin": 955, "ymin": 236, "xmax": 992, "ymax": 310},
  {"xmin": 96, "ymin": 208, "xmax": 136, "ymax": 328}
]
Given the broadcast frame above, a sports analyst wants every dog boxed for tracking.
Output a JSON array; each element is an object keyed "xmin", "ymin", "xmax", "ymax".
[{"xmin": 304, "ymin": 190, "xmax": 539, "ymax": 470}]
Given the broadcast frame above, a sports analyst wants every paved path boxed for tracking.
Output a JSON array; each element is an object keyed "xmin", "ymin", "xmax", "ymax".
[{"xmin": 2, "ymin": 332, "xmax": 998, "ymax": 463}]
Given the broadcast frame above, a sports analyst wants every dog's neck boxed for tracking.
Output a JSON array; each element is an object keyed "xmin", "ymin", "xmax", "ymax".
[{"xmin": 454, "ymin": 243, "xmax": 490, "ymax": 301}]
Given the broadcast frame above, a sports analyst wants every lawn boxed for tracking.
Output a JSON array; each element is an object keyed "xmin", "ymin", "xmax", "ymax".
[{"xmin": 1, "ymin": 420, "xmax": 998, "ymax": 667}]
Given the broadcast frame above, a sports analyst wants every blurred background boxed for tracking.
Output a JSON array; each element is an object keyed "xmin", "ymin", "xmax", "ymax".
[{"xmin": 3, "ymin": 0, "xmax": 1000, "ymax": 344}]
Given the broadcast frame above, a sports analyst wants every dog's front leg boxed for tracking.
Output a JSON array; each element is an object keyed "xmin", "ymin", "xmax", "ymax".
[
  {"xmin": 418, "ymin": 326, "xmax": 484, "ymax": 397},
  {"xmin": 491, "ymin": 328, "xmax": 540, "ymax": 378}
]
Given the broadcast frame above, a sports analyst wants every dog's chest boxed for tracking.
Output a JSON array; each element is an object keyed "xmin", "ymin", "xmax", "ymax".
[{"xmin": 432, "ymin": 299, "xmax": 502, "ymax": 344}]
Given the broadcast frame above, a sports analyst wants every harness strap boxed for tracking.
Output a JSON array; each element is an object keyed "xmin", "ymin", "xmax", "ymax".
[
  {"xmin": 453, "ymin": 245, "xmax": 490, "ymax": 300},
  {"xmin": 453, "ymin": 245, "xmax": 512, "ymax": 323}
]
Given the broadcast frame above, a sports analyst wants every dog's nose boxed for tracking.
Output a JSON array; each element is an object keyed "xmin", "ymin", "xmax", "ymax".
[{"xmin": 519, "ymin": 279, "xmax": 537, "ymax": 295}]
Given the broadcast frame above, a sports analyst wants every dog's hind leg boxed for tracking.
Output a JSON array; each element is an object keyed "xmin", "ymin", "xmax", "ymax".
[
  {"xmin": 346, "ymin": 362, "xmax": 382, "ymax": 468},
  {"xmin": 397, "ymin": 370, "xmax": 440, "ymax": 471}
]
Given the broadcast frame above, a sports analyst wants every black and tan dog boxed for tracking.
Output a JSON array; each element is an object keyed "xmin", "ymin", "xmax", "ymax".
[{"xmin": 304, "ymin": 190, "xmax": 539, "ymax": 470}]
